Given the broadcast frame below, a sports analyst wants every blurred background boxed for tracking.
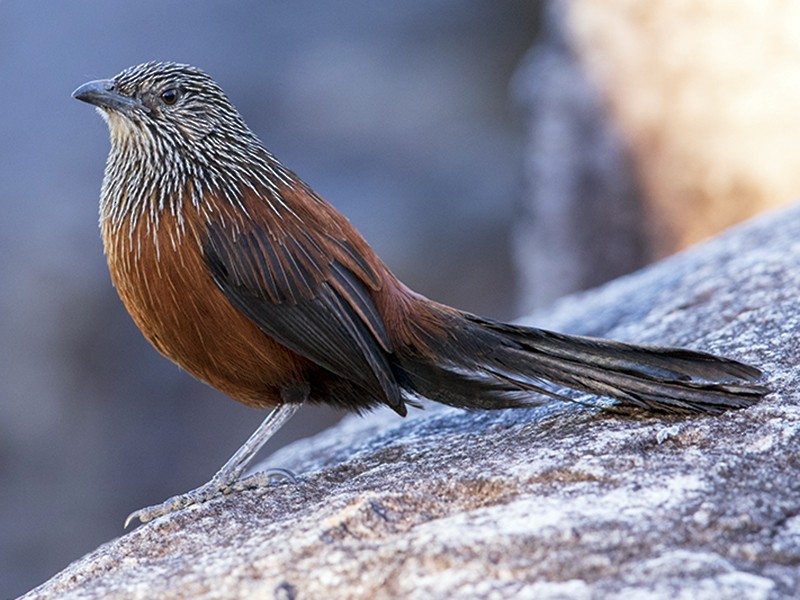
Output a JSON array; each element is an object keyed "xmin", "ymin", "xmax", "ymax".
[{"xmin": 5, "ymin": 1, "xmax": 800, "ymax": 596}]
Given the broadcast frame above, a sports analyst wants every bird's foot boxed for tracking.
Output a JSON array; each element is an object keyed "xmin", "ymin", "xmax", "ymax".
[{"xmin": 124, "ymin": 467, "xmax": 297, "ymax": 528}]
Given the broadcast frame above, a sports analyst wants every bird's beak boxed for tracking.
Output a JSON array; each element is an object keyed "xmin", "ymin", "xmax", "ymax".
[{"xmin": 72, "ymin": 79, "xmax": 140, "ymax": 112}]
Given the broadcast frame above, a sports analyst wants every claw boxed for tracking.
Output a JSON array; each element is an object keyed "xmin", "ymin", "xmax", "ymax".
[
  {"xmin": 124, "ymin": 505, "xmax": 159, "ymax": 529},
  {"xmin": 123, "ymin": 512, "xmax": 137, "ymax": 530},
  {"xmin": 229, "ymin": 467, "xmax": 298, "ymax": 492},
  {"xmin": 250, "ymin": 467, "xmax": 298, "ymax": 484}
]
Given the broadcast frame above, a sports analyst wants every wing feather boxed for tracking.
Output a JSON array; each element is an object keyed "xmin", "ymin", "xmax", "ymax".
[{"xmin": 202, "ymin": 217, "xmax": 405, "ymax": 414}]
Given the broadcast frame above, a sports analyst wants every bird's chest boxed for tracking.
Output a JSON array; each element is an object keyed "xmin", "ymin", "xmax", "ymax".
[
  {"xmin": 100, "ymin": 212, "xmax": 298, "ymax": 406},
  {"xmin": 102, "ymin": 213, "xmax": 227, "ymax": 363}
]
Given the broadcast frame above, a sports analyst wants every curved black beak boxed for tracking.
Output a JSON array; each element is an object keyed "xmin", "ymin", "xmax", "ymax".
[{"xmin": 72, "ymin": 79, "xmax": 140, "ymax": 112}]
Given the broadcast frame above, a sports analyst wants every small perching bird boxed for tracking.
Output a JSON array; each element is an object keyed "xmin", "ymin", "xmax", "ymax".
[{"xmin": 72, "ymin": 62, "xmax": 767, "ymax": 527}]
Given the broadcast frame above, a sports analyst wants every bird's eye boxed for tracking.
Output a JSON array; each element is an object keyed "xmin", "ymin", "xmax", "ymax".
[{"xmin": 160, "ymin": 88, "xmax": 181, "ymax": 106}]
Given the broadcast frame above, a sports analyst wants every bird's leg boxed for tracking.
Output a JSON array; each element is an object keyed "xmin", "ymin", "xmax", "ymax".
[{"xmin": 125, "ymin": 400, "xmax": 303, "ymax": 527}]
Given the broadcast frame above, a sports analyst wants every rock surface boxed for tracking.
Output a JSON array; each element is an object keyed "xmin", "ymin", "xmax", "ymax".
[{"xmin": 22, "ymin": 205, "xmax": 800, "ymax": 599}]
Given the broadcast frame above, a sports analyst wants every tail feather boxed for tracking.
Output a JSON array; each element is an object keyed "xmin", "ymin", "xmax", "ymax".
[{"xmin": 395, "ymin": 311, "xmax": 767, "ymax": 414}]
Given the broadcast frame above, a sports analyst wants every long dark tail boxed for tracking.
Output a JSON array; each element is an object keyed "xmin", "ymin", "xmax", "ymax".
[{"xmin": 395, "ymin": 309, "xmax": 767, "ymax": 414}]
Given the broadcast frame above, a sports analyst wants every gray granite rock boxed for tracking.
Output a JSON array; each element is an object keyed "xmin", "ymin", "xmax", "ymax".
[{"xmin": 22, "ymin": 205, "xmax": 800, "ymax": 599}]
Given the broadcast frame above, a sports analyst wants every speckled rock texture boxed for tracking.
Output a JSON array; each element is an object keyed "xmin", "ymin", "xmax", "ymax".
[{"xmin": 23, "ymin": 205, "xmax": 800, "ymax": 599}]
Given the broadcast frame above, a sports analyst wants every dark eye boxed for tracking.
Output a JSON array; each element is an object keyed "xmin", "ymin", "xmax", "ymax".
[{"xmin": 160, "ymin": 88, "xmax": 181, "ymax": 105}]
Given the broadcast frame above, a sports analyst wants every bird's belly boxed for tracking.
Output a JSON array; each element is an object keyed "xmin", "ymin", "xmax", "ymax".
[{"xmin": 102, "ymin": 217, "xmax": 305, "ymax": 408}]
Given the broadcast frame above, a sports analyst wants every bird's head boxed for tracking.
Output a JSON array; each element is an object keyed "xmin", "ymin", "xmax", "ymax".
[
  {"xmin": 73, "ymin": 62, "xmax": 289, "ymax": 220},
  {"xmin": 73, "ymin": 61, "xmax": 256, "ymax": 156}
]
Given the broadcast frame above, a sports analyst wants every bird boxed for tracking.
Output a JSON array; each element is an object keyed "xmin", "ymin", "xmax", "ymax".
[{"xmin": 72, "ymin": 62, "xmax": 767, "ymax": 527}]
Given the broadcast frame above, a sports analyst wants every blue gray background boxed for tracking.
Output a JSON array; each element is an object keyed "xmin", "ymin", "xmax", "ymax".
[{"xmin": 0, "ymin": 1, "xmax": 539, "ymax": 596}]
